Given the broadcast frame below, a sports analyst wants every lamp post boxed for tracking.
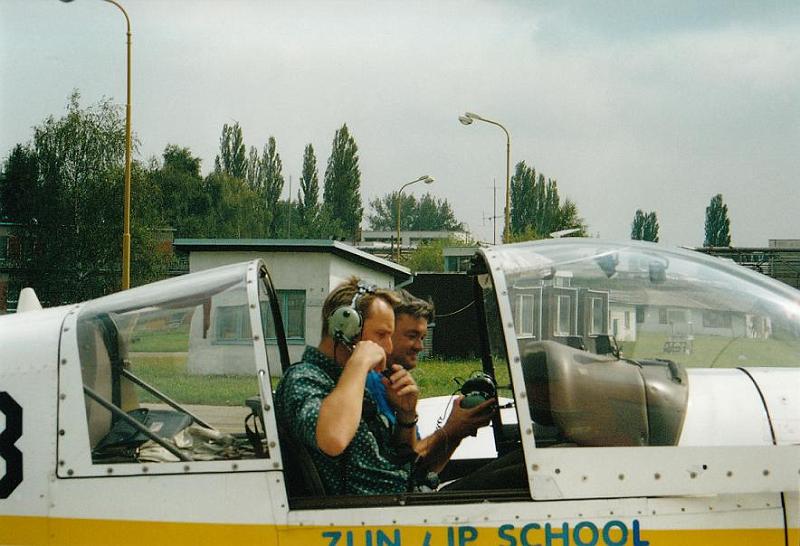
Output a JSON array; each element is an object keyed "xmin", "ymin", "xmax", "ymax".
[
  {"xmin": 395, "ymin": 175, "xmax": 434, "ymax": 262},
  {"xmin": 459, "ymin": 112, "xmax": 511, "ymax": 244},
  {"xmin": 61, "ymin": 0, "xmax": 133, "ymax": 290}
]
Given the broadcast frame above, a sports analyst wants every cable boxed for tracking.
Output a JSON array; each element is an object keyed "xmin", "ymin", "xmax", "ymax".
[{"xmin": 435, "ymin": 300, "xmax": 475, "ymax": 318}]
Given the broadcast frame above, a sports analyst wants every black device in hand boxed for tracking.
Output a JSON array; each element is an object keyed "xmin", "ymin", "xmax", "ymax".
[{"xmin": 459, "ymin": 372, "xmax": 496, "ymax": 409}]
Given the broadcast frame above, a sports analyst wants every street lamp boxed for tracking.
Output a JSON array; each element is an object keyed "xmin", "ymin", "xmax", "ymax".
[
  {"xmin": 396, "ymin": 175, "xmax": 434, "ymax": 262},
  {"xmin": 459, "ymin": 112, "xmax": 511, "ymax": 244},
  {"xmin": 61, "ymin": 0, "xmax": 133, "ymax": 290}
]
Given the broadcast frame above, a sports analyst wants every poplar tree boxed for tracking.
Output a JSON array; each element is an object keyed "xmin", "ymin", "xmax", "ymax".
[
  {"xmin": 297, "ymin": 143, "xmax": 320, "ymax": 229},
  {"xmin": 631, "ymin": 209, "xmax": 660, "ymax": 242},
  {"xmin": 323, "ymin": 124, "xmax": 363, "ymax": 241},
  {"xmin": 704, "ymin": 194, "xmax": 731, "ymax": 247},
  {"xmin": 509, "ymin": 161, "xmax": 586, "ymax": 240},
  {"xmin": 214, "ymin": 121, "xmax": 247, "ymax": 180},
  {"xmin": 261, "ymin": 136, "xmax": 284, "ymax": 236}
]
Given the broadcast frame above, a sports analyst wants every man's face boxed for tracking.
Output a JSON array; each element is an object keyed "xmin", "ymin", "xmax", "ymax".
[
  {"xmin": 391, "ymin": 313, "xmax": 428, "ymax": 370},
  {"xmin": 359, "ymin": 297, "xmax": 395, "ymax": 360}
]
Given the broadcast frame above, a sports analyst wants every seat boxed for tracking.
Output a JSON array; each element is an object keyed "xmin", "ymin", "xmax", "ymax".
[{"xmin": 278, "ymin": 427, "xmax": 326, "ymax": 497}]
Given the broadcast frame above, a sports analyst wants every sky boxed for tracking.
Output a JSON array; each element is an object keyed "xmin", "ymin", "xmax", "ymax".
[{"xmin": 2, "ymin": 0, "xmax": 799, "ymax": 247}]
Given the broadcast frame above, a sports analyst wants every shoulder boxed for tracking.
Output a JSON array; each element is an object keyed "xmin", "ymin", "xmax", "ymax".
[{"xmin": 276, "ymin": 361, "xmax": 334, "ymax": 406}]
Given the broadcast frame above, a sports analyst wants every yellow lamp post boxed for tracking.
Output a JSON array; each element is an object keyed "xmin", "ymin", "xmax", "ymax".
[
  {"xmin": 459, "ymin": 112, "xmax": 511, "ymax": 244},
  {"xmin": 395, "ymin": 175, "xmax": 434, "ymax": 262},
  {"xmin": 61, "ymin": 0, "xmax": 133, "ymax": 289}
]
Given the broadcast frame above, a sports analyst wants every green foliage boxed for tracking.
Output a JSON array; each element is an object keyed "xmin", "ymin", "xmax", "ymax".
[
  {"xmin": 0, "ymin": 91, "xmax": 169, "ymax": 304},
  {"xmin": 0, "ymin": 144, "xmax": 39, "ymax": 223},
  {"xmin": 367, "ymin": 192, "xmax": 464, "ymax": 232},
  {"xmin": 507, "ymin": 225, "xmax": 541, "ymax": 243},
  {"xmin": 509, "ymin": 161, "xmax": 586, "ymax": 239},
  {"xmin": 214, "ymin": 121, "xmax": 247, "ymax": 179},
  {"xmin": 202, "ymin": 170, "xmax": 266, "ymax": 238},
  {"xmin": 631, "ymin": 209, "xmax": 660, "ymax": 242},
  {"xmin": 149, "ymin": 145, "xmax": 209, "ymax": 237},
  {"xmin": 400, "ymin": 237, "xmax": 473, "ymax": 272},
  {"xmin": 704, "ymin": 193, "xmax": 731, "ymax": 247},
  {"xmin": 261, "ymin": 136, "xmax": 284, "ymax": 235},
  {"xmin": 323, "ymin": 124, "xmax": 363, "ymax": 241},
  {"xmin": 297, "ymin": 143, "xmax": 320, "ymax": 230}
]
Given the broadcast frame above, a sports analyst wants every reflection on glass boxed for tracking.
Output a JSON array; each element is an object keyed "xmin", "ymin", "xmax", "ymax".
[{"xmin": 486, "ymin": 239, "xmax": 800, "ymax": 450}]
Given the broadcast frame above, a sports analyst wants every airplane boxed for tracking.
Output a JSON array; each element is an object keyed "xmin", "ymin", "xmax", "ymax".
[{"xmin": 0, "ymin": 238, "xmax": 798, "ymax": 546}]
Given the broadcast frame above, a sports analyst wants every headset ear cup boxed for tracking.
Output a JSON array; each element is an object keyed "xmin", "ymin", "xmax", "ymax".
[
  {"xmin": 459, "ymin": 373, "xmax": 496, "ymax": 408},
  {"xmin": 329, "ymin": 306, "xmax": 363, "ymax": 343}
]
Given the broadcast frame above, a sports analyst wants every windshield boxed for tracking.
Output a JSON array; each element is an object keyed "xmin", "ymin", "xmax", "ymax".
[
  {"xmin": 73, "ymin": 261, "xmax": 278, "ymax": 467},
  {"xmin": 485, "ymin": 239, "xmax": 800, "ymax": 369}
]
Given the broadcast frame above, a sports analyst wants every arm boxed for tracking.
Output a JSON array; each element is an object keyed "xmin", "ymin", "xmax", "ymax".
[
  {"xmin": 415, "ymin": 396, "xmax": 495, "ymax": 474},
  {"xmin": 316, "ymin": 341, "xmax": 386, "ymax": 456}
]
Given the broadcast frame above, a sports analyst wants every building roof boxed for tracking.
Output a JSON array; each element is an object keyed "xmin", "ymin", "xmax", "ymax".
[{"xmin": 173, "ymin": 238, "xmax": 412, "ymax": 283}]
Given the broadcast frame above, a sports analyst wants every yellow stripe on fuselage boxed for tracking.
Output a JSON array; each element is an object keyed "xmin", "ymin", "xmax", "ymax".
[{"xmin": 0, "ymin": 516, "xmax": 793, "ymax": 546}]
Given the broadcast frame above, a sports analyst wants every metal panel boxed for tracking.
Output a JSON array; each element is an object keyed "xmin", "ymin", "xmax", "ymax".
[
  {"xmin": 678, "ymin": 369, "xmax": 774, "ymax": 446},
  {"xmin": 742, "ymin": 367, "xmax": 800, "ymax": 445}
]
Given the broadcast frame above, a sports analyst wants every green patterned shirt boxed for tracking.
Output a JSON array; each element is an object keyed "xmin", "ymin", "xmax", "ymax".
[{"xmin": 275, "ymin": 346, "xmax": 414, "ymax": 495}]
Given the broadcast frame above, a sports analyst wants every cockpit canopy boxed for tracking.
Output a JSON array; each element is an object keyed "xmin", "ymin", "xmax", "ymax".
[{"xmin": 483, "ymin": 238, "xmax": 800, "ymax": 369}]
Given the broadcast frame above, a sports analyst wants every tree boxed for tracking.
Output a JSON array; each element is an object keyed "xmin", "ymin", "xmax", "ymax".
[
  {"xmin": 704, "ymin": 194, "xmax": 731, "ymax": 247},
  {"xmin": 631, "ymin": 209, "xmax": 659, "ymax": 242},
  {"xmin": 261, "ymin": 136, "xmax": 284, "ymax": 236},
  {"xmin": 0, "ymin": 144, "xmax": 39, "ymax": 223},
  {"xmin": 509, "ymin": 161, "xmax": 587, "ymax": 240},
  {"xmin": 367, "ymin": 192, "xmax": 417, "ymax": 231},
  {"xmin": 297, "ymin": 144, "xmax": 320, "ymax": 231},
  {"xmin": 323, "ymin": 124, "xmax": 362, "ymax": 241},
  {"xmin": 367, "ymin": 192, "xmax": 464, "ymax": 232},
  {"xmin": 214, "ymin": 121, "xmax": 247, "ymax": 180},
  {"xmin": 149, "ymin": 145, "xmax": 209, "ymax": 237},
  {"xmin": 1, "ymin": 91, "xmax": 169, "ymax": 305},
  {"xmin": 400, "ymin": 237, "xmax": 473, "ymax": 273},
  {"xmin": 245, "ymin": 145, "xmax": 262, "ymax": 191}
]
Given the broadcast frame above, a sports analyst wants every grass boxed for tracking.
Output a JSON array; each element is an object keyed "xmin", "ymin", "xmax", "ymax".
[
  {"xmin": 128, "ymin": 354, "xmax": 504, "ymax": 406},
  {"xmin": 622, "ymin": 332, "xmax": 800, "ymax": 368},
  {"xmin": 129, "ymin": 329, "xmax": 190, "ymax": 353},
  {"xmin": 130, "ymin": 354, "xmax": 257, "ymax": 406}
]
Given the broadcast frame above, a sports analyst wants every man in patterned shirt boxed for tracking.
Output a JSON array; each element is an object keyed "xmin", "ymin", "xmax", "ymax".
[{"xmin": 274, "ymin": 278, "xmax": 421, "ymax": 495}]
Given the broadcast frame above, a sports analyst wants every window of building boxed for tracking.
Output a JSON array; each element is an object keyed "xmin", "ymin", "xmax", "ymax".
[
  {"xmin": 262, "ymin": 290, "xmax": 306, "ymax": 343},
  {"xmin": 215, "ymin": 305, "xmax": 250, "ymax": 343},
  {"xmin": 514, "ymin": 294, "xmax": 535, "ymax": 336},
  {"xmin": 590, "ymin": 297, "xmax": 605, "ymax": 334},
  {"xmin": 667, "ymin": 309, "xmax": 687, "ymax": 324},
  {"xmin": 556, "ymin": 295, "xmax": 573, "ymax": 335},
  {"xmin": 624, "ymin": 311, "xmax": 631, "ymax": 330},
  {"xmin": 636, "ymin": 305, "xmax": 645, "ymax": 324},
  {"xmin": 0, "ymin": 235, "xmax": 7, "ymax": 261},
  {"xmin": 703, "ymin": 310, "xmax": 732, "ymax": 329},
  {"xmin": 658, "ymin": 308, "xmax": 668, "ymax": 324}
]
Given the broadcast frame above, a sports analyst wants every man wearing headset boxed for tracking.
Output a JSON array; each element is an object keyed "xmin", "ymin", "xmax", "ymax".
[
  {"xmin": 274, "ymin": 277, "xmax": 422, "ymax": 496},
  {"xmin": 366, "ymin": 289, "xmax": 496, "ymax": 475}
]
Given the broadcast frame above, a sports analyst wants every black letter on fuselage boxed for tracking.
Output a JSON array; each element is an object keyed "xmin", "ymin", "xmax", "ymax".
[{"xmin": 0, "ymin": 392, "xmax": 23, "ymax": 499}]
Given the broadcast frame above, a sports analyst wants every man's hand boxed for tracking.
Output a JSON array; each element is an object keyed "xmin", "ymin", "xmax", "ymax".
[
  {"xmin": 443, "ymin": 396, "xmax": 496, "ymax": 439},
  {"xmin": 382, "ymin": 364, "xmax": 419, "ymax": 419},
  {"xmin": 348, "ymin": 340, "xmax": 387, "ymax": 373}
]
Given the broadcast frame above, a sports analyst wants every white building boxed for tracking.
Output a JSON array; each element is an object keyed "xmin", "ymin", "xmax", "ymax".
[{"xmin": 173, "ymin": 239, "xmax": 411, "ymax": 371}]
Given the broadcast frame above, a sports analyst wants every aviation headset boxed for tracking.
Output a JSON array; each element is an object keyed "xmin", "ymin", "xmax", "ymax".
[
  {"xmin": 328, "ymin": 281, "xmax": 377, "ymax": 348},
  {"xmin": 459, "ymin": 371, "xmax": 497, "ymax": 408}
]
